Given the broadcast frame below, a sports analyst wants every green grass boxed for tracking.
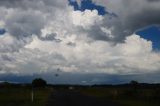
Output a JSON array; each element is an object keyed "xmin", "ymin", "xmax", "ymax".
[{"xmin": 0, "ymin": 86, "xmax": 52, "ymax": 106}]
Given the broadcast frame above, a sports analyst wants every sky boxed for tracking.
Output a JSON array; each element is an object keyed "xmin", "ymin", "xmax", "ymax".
[{"xmin": 0, "ymin": 0, "xmax": 160, "ymax": 84}]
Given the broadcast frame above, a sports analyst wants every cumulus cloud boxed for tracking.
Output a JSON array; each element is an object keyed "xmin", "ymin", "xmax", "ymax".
[
  {"xmin": 71, "ymin": 9, "xmax": 103, "ymax": 29},
  {"xmin": 92, "ymin": 0, "xmax": 160, "ymax": 42},
  {"xmin": 0, "ymin": 0, "xmax": 160, "ymax": 78},
  {"xmin": 1, "ymin": 33, "xmax": 158, "ymax": 75},
  {"xmin": 5, "ymin": 10, "xmax": 45, "ymax": 39}
]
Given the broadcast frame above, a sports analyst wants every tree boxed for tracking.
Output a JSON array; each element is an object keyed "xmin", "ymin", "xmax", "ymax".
[
  {"xmin": 32, "ymin": 78, "xmax": 47, "ymax": 88},
  {"xmin": 130, "ymin": 80, "xmax": 139, "ymax": 85},
  {"xmin": 130, "ymin": 80, "xmax": 139, "ymax": 96}
]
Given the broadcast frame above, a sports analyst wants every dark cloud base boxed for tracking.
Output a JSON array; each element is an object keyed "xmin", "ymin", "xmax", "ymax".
[{"xmin": 1, "ymin": 72, "xmax": 160, "ymax": 85}]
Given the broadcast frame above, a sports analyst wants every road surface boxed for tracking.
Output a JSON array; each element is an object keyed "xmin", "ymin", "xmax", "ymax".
[{"xmin": 46, "ymin": 89, "xmax": 121, "ymax": 106}]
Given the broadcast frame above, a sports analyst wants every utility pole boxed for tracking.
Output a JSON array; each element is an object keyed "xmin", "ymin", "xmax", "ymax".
[{"xmin": 31, "ymin": 85, "xmax": 34, "ymax": 102}]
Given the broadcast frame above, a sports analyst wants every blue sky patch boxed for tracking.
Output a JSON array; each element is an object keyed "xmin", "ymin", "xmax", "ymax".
[
  {"xmin": 0, "ymin": 28, "xmax": 6, "ymax": 35},
  {"xmin": 68, "ymin": 0, "xmax": 106, "ymax": 15},
  {"xmin": 136, "ymin": 26, "xmax": 160, "ymax": 50}
]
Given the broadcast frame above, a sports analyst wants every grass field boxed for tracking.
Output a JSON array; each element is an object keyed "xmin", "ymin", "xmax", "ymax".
[
  {"xmin": 1, "ymin": 84, "xmax": 160, "ymax": 106},
  {"xmin": 78, "ymin": 87, "xmax": 160, "ymax": 106},
  {"xmin": 0, "ymin": 86, "xmax": 52, "ymax": 106}
]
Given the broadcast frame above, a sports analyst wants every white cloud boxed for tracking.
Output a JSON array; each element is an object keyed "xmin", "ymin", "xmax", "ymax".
[
  {"xmin": 119, "ymin": 35, "xmax": 152, "ymax": 56},
  {"xmin": 0, "ymin": 0, "xmax": 160, "ymax": 76},
  {"xmin": 23, "ymin": 34, "xmax": 160, "ymax": 75},
  {"xmin": 71, "ymin": 10, "xmax": 103, "ymax": 29}
]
